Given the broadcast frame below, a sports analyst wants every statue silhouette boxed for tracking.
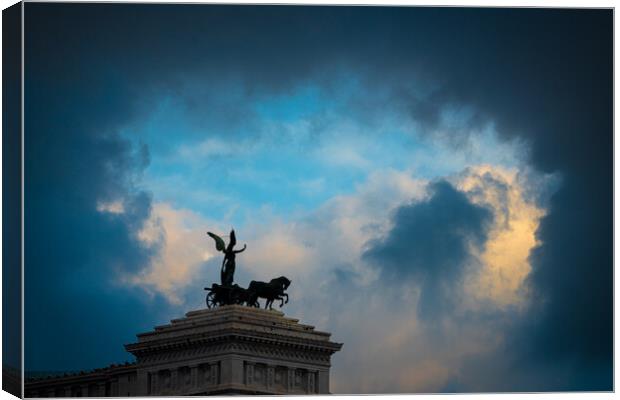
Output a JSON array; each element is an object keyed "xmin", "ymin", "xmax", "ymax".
[
  {"xmin": 207, "ymin": 229, "xmax": 246, "ymax": 286},
  {"xmin": 204, "ymin": 229, "xmax": 291, "ymax": 309}
]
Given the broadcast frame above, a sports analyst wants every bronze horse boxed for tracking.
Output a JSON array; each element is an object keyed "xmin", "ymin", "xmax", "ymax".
[{"xmin": 247, "ymin": 276, "xmax": 291, "ymax": 309}]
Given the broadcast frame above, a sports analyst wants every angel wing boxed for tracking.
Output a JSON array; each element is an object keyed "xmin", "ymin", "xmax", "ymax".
[
  {"xmin": 228, "ymin": 229, "xmax": 237, "ymax": 249},
  {"xmin": 207, "ymin": 232, "xmax": 226, "ymax": 252}
]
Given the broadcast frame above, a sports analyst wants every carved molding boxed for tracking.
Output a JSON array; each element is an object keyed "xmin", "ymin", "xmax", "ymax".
[{"xmin": 136, "ymin": 339, "xmax": 332, "ymax": 367}]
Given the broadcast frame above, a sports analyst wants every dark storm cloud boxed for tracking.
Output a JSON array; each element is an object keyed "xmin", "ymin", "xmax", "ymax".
[
  {"xmin": 387, "ymin": 10, "xmax": 613, "ymax": 391},
  {"xmin": 364, "ymin": 180, "xmax": 492, "ymax": 319},
  {"xmin": 389, "ymin": 10, "xmax": 613, "ymax": 388},
  {"xmin": 24, "ymin": 4, "xmax": 611, "ymax": 389},
  {"xmin": 24, "ymin": 7, "xmax": 174, "ymax": 371}
]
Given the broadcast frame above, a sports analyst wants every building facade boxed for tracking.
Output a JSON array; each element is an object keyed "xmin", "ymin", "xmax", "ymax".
[{"xmin": 25, "ymin": 306, "xmax": 342, "ymax": 397}]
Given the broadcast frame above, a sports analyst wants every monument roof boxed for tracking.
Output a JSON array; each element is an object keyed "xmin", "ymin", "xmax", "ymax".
[{"xmin": 125, "ymin": 305, "xmax": 342, "ymax": 357}]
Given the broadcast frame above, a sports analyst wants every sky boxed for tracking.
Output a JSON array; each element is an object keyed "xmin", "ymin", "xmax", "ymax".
[{"xmin": 23, "ymin": 4, "xmax": 612, "ymax": 393}]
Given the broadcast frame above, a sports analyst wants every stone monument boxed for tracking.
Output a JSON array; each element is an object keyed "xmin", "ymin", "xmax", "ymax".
[
  {"xmin": 125, "ymin": 305, "xmax": 342, "ymax": 395},
  {"xmin": 25, "ymin": 230, "xmax": 342, "ymax": 396}
]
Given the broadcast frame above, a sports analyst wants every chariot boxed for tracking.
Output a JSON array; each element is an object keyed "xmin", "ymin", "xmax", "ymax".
[{"xmin": 204, "ymin": 283, "xmax": 257, "ymax": 308}]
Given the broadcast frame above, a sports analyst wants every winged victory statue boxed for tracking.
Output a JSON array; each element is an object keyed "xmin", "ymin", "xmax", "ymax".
[{"xmin": 204, "ymin": 229, "xmax": 291, "ymax": 310}]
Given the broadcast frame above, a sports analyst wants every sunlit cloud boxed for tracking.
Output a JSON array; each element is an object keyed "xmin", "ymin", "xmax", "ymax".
[
  {"xmin": 123, "ymin": 203, "xmax": 223, "ymax": 304},
  {"xmin": 455, "ymin": 165, "xmax": 549, "ymax": 308}
]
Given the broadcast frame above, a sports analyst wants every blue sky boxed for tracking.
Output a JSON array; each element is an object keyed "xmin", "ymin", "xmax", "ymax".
[
  {"xmin": 22, "ymin": 4, "xmax": 612, "ymax": 393},
  {"xmin": 120, "ymin": 80, "xmax": 523, "ymax": 227}
]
